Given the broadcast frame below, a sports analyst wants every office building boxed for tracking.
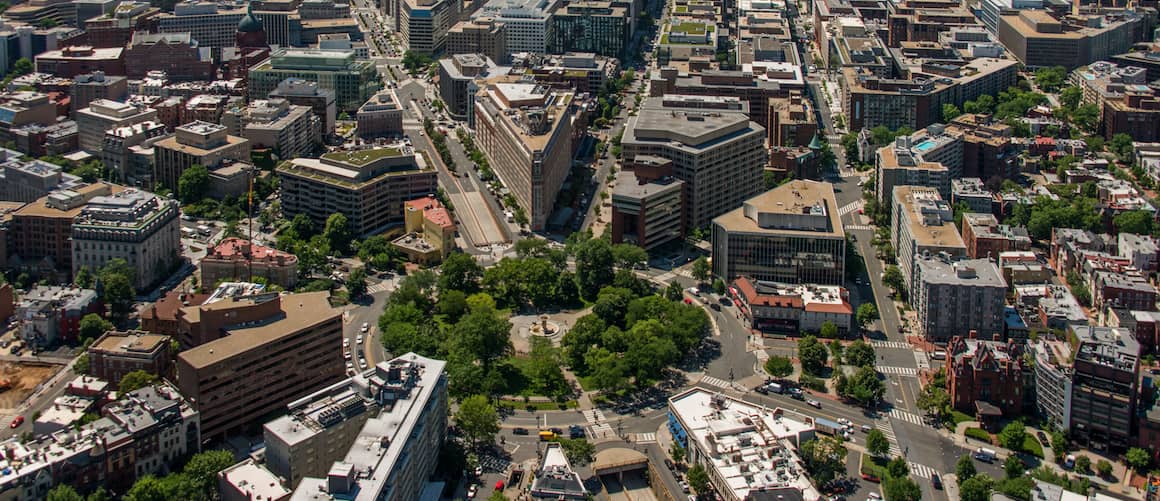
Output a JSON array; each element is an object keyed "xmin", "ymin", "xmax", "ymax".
[
  {"xmin": 997, "ymin": 10, "xmax": 1145, "ymax": 70},
  {"xmin": 153, "ymin": 121, "xmax": 251, "ymax": 191},
  {"xmin": 913, "ymin": 255, "xmax": 1007, "ymax": 343},
  {"xmin": 140, "ymin": 290, "xmax": 210, "ymax": 337},
  {"xmin": 75, "ymin": 99, "xmax": 158, "ymax": 154},
  {"xmin": 549, "ymin": 1, "xmax": 628, "ymax": 57},
  {"xmin": 123, "ymin": 32, "xmax": 214, "ymax": 81},
  {"xmin": 447, "ymin": 17, "xmax": 507, "ymax": 64},
  {"xmin": 356, "ymin": 89, "xmax": 405, "ymax": 138},
  {"xmin": 649, "ymin": 68, "xmax": 803, "ymax": 129},
  {"xmin": 88, "ymin": 330, "xmax": 172, "ymax": 386},
  {"xmin": 891, "ymin": 186, "xmax": 966, "ymax": 291},
  {"xmin": 667, "ymin": 388, "xmax": 821, "ymax": 501},
  {"xmin": 222, "ymin": 98, "xmax": 320, "ymax": 159},
  {"xmin": 201, "ymin": 237, "xmax": 299, "ymax": 289},
  {"xmin": 1102, "ymin": 86, "xmax": 1160, "ymax": 143},
  {"xmin": 278, "ymin": 146, "xmax": 438, "ymax": 236},
  {"xmin": 8, "ymin": 183, "xmax": 116, "ymax": 285},
  {"xmin": 268, "ymin": 77, "xmax": 337, "ymax": 135},
  {"xmin": 0, "ymin": 91, "xmax": 58, "ymax": 134},
  {"xmin": 34, "ymin": 46, "xmax": 125, "ymax": 78},
  {"xmin": 399, "ymin": 0, "xmax": 459, "ymax": 55},
  {"xmin": 623, "ymin": 95, "xmax": 766, "ymax": 230},
  {"xmin": 518, "ymin": 52, "xmax": 616, "ymax": 94},
  {"xmin": 16, "ymin": 285, "xmax": 101, "ymax": 347},
  {"xmin": 768, "ymin": 91, "xmax": 817, "ymax": 148},
  {"xmin": 730, "ymin": 276, "xmax": 853, "ymax": 334},
  {"xmin": 392, "ymin": 196, "xmax": 456, "ymax": 264},
  {"xmin": 71, "ymin": 71, "xmax": 127, "ymax": 115},
  {"xmin": 977, "ymin": 0, "xmax": 1043, "ymax": 33},
  {"xmin": 961, "ymin": 212, "xmax": 1031, "ymax": 260},
  {"xmin": 474, "ymin": 83, "xmax": 578, "ymax": 230},
  {"xmin": 610, "ymin": 156, "xmax": 685, "ymax": 250},
  {"xmin": 438, "ymin": 54, "xmax": 498, "ymax": 120},
  {"xmin": 1111, "ymin": 43, "xmax": 1160, "ymax": 82},
  {"xmin": 155, "ymin": 2, "xmax": 290, "ymax": 48},
  {"xmin": 71, "ymin": 189, "xmax": 181, "ymax": 290},
  {"xmin": 712, "ymin": 180, "xmax": 845, "ymax": 285},
  {"xmin": 1069, "ymin": 325, "xmax": 1139, "ymax": 450},
  {"xmin": 101, "ymin": 120, "xmax": 168, "ymax": 185},
  {"xmin": 946, "ymin": 334, "xmax": 1025, "ymax": 418},
  {"xmin": 249, "ymin": 49, "xmax": 381, "ymax": 112},
  {"xmin": 471, "ymin": 0, "xmax": 559, "ymax": 54},
  {"xmin": 289, "ymin": 354, "xmax": 448, "ymax": 501},
  {"xmin": 0, "ymin": 154, "xmax": 85, "ymax": 203},
  {"xmin": 175, "ymin": 291, "xmax": 345, "ymax": 442}
]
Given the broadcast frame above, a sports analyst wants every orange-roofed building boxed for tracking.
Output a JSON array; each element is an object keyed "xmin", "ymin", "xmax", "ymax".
[
  {"xmin": 729, "ymin": 276, "xmax": 853, "ymax": 335},
  {"xmin": 199, "ymin": 237, "xmax": 299, "ymax": 289},
  {"xmin": 393, "ymin": 196, "xmax": 457, "ymax": 264}
]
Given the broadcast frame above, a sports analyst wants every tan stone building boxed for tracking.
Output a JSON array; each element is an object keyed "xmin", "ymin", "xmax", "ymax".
[
  {"xmin": 88, "ymin": 330, "xmax": 173, "ymax": 384},
  {"xmin": 392, "ymin": 196, "xmax": 456, "ymax": 264},
  {"xmin": 152, "ymin": 121, "xmax": 251, "ymax": 191}
]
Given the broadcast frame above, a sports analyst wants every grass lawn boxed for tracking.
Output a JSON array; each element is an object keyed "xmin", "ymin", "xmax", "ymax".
[
  {"xmin": 499, "ymin": 398, "xmax": 578, "ymax": 411},
  {"xmin": 945, "ymin": 410, "xmax": 974, "ymax": 429},
  {"xmin": 671, "ymin": 21, "xmax": 707, "ymax": 34},
  {"xmin": 860, "ymin": 453, "xmax": 888, "ymax": 481},
  {"xmin": 965, "ymin": 427, "xmax": 992, "ymax": 443},
  {"xmin": 1021, "ymin": 435, "xmax": 1045, "ymax": 458}
]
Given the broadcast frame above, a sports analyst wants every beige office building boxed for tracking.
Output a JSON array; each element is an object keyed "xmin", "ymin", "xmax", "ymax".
[
  {"xmin": 175, "ymin": 291, "xmax": 345, "ymax": 442},
  {"xmin": 76, "ymin": 99, "xmax": 158, "ymax": 154},
  {"xmin": 71, "ymin": 189, "xmax": 181, "ymax": 290},
  {"xmin": 473, "ymin": 83, "xmax": 579, "ymax": 231},
  {"xmin": 891, "ymin": 185, "xmax": 967, "ymax": 292},
  {"xmin": 153, "ymin": 121, "xmax": 251, "ymax": 191},
  {"xmin": 221, "ymin": 98, "xmax": 320, "ymax": 159},
  {"xmin": 712, "ymin": 180, "xmax": 845, "ymax": 285}
]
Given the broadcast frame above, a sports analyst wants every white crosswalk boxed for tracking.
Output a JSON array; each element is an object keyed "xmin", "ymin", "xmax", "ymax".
[
  {"xmin": 875, "ymin": 420, "xmax": 903, "ymax": 456},
  {"xmin": 700, "ymin": 375, "xmax": 734, "ymax": 390},
  {"xmin": 909, "ymin": 462, "xmax": 938, "ymax": 480},
  {"xmin": 913, "ymin": 351, "xmax": 930, "ymax": 371},
  {"xmin": 889, "ymin": 408, "xmax": 926, "ymax": 426},
  {"xmin": 635, "ymin": 432, "xmax": 657, "ymax": 443},
  {"xmin": 846, "ymin": 224, "xmax": 873, "ymax": 231},
  {"xmin": 367, "ymin": 281, "xmax": 392, "ymax": 294},
  {"xmin": 877, "ymin": 366, "xmax": 918, "ymax": 376},
  {"xmin": 589, "ymin": 423, "xmax": 614, "ymax": 439},
  {"xmin": 583, "ymin": 409, "xmax": 606, "ymax": 425},
  {"xmin": 838, "ymin": 200, "xmax": 864, "ymax": 217},
  {"xmin": 869, "ymin": 341, "xmax": 912, "ymax": 350}
]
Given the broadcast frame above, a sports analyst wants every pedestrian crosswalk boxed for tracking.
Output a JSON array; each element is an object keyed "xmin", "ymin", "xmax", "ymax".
[
  {"xmin": 846, "ymin": 224, "xmax": 873, "ymax": 231},
  {"xmin": 876, "ymin": 420, "xmax": 903, "ymax": 456},
  {"xmin": 877, "ymin": 366, "xmax": 918, "ymax": 376},
  {"xmin": 366, "ymin": 281, "xmax": 392, "ymax": 294},
  {"xmin": 913, "ymin": 351, "xmax": 930, "ymax": 371},
  {"xmin": 634, "ymin": 432, "xmax": 657, "ymax": 444},
  {"xmin": 869, "ymin": 341, "xmax": 912, "ymax": 350},
  {"xmin": 838, "ymin": 200, "xmax": 864, "ymax": 217},
  {"xmin": 583, "ymin": 409, "xmax": 606, "ymax": 425},
  {"xmin": 700, "ymin": 375, "xmax": 734, "ymax": 390},
  {"xmin": 589, "ymin": 423, "xmax": 614, "ymax": 439},
  {"xmin": 889, "ymin": 408, "xmax": 926, "ymax": 426},
  {"xmin": 909, "ymin": 462, "xmax": 938, "ymax": 480}
]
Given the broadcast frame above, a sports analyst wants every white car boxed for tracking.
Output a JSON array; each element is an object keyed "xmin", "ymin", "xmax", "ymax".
[
  {"xmin": 467, "ymin": 485, "xmax": 478, "ymax": 499},
  {"xmin": 359, "ymin": 358, "xmax": 368, "ymax": 369},
  {"xmin": 357, "ymin": 334, "xmax": 364, "ymax": 344},
  {"xmin": 343, "ymin": 338, "xmax": 350, "ymax": 348},
  {"xmin": 361, "ymin": 322, "xmax": 369, "ymax": 333},
  {"xmin": 346, "ymin": 361, "xmax": 354, "ymax": 370},
  {"xmin": 807, "ymin": 399, "xmax": 822, "ymax": 409},
  {"xmin": 344, "ymin": 351, "xmax": 352, "ymax": 360}
]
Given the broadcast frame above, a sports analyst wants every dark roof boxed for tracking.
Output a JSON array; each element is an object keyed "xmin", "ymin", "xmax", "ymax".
[
  {"xmin": 238, "ymin": 4, "xmax": 263, "ymax": 33},
  {"xmin": 975, "ymin": 400, "xmax": 1002, "ymax": 416}
]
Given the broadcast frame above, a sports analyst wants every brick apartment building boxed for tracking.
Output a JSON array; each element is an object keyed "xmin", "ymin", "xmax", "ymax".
[{"xmin": 947, "ymin": 332, "xmax": 1026, "ymax": 419}]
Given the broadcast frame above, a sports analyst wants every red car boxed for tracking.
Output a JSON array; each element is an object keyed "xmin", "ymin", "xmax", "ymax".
[{"xmin": 10, "ymin": 416, "xmax": 23, "ymax": 428}]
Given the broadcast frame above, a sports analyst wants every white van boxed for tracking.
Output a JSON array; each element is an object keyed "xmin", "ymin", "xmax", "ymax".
[{"xmin": 974, "ymin": 448, "xmax": 996, "ymax": 463}]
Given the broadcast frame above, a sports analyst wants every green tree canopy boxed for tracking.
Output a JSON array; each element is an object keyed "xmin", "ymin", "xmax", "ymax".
[
  {"xmin": 855, "ymin": 303, "xmax": 878, "ymax": 329},
  {"xmin": 866, "ymin": 428, "xmax": 890, "ymax": 457},
  {"xmin": 687, "ymin": 464, "xmax": 710, "ymax": 495},
  {"xmin": 797, "ymin": 335, "xmax": 828, "ymax": 376},
  {"xmin": 455, "ymin": 395, "xmax": 499, "ymax": 446},
  {"xmin": 439, "ymin": 252, "xmax": 483, "ymax": 293},
  {"xmin": 78, "ymin": 313, "xmax": 113, "ymax": 343},
  {"xmin": 959, "ymin": 475, "xmax": 994, "ymax": 501},
  {"xmin": 1126, "ymin": 447, "xmax": 1151, "ymax": 472},
  {"xmin": 844, "ymin": 340, "xmax": 876, "ymax": 367},
  {"xmin": 691, "ymin": 256, "xmax": 710, "ymax": 283},
  {"xmin": 764, "ymin": 355, "xmax": 794, "ymax": 378},
  {"xmin": 1114, "ymin": 210, "xmax": 1153, "ymax": 235},
  {"xmin": 177, "ymin": 164, "xmax": 209, "ymax": 203},
  {"xmin": 836, "ymin": 365, "xmax": 885, "ymax": 407},
  {"xmin": 118, "ymin": 370, "xmax": 158, "ymax": 396},
  {"xmin": 956, "ymin": 453, "xmax": 977, "ymax": 481},
  {"xmin": 998, "ymin": 420, "xmax": 1026, "ymax": 450},
  {"xmin": 322, "ymin": 212, "xmax": 353, "ymax": 255}
]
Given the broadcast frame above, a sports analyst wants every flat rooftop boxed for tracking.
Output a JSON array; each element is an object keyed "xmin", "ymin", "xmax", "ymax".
[
  {"xmin": 895, "ymin": 186, "xmax": 964, "ymax": 249},
  {"xmin": 177, "ymin": 292, "xmax": 338, "ymax": 369},
  {"xmin": 713, "ymin": 180, "xmax": 844, "ymax": 238}
]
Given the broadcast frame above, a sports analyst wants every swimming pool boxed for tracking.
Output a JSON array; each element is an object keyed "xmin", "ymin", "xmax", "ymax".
[{"xmin": 914, "ymin": 140, "xmax": 937, "ymax": 152}]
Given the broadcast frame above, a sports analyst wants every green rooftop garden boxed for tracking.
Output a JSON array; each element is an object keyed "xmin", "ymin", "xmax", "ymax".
[
  {"xmin": 671, "ymin": 21, "xmax": 709, "ymax": 34},
  {"xmin": 322, "ymin": 148, "xmax": 403, "ymax": 166}
]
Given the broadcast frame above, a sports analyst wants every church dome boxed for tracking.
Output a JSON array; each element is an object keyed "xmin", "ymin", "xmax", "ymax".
[{"xmin": 238, "ymin": 5, "xmax": 263, "ymax": 33}]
